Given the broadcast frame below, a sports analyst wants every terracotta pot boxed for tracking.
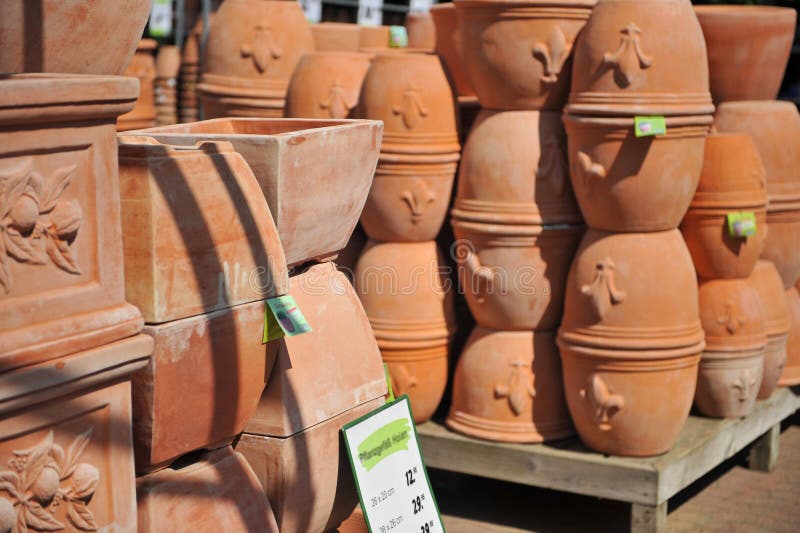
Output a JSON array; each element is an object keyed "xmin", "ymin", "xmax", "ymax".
[
  {"xmin": 0, "ymin": 74, "xmax": 144, "ymax": 369},
  {"xmin": 285, "ymin": 52, "xmax": 373, "ymax": 119},
  {"xmin": 199, "ymin": 0, "xmax": 314, "ymax": 118},
  {"xmin": 763, "ymin": 206, "xmax": 800, "ymax": 289},
  {"xmin": 748, "ymin": 260, "xmax": 791, "ymax": 399},
  {"xmin": 406, "ymin": 11, "xmax": 436, "ymax": 51},
  {"xmin": 559, "ymin": 229, "xmax": 704, "ymax": 456},
  {"xmin": 567, "ymin": 0, "xmax": 713, "ymax": 117},
  {"xmin": 312, "ymin": 22, "xmax": 362, "ymax": 52},
  {"xmin": 118, "ymin": 39, "xmax": 158, "ymax": 132},
  {"xmin": 0, "ymin": 0, "xmax": 151, "ymax": 75},
  {"xmin": 695, "ymin": 6, "xmax": 796, "ymax": 104},
  {"xmin": 779, "ymin": 286, "xmax": 800, "ymax": 386},
  {"xmin": 447, "ymin": 328, "xmax": 573, "ymax": 443},
  {"xmin": 180, "ymin": 17, "xmax": 209, "ymax": 123},
  {"xmin": 137, "ymin": 447, "xmax": 279, "ymax": 533},
  {"xmin": 430, "ymin": 3, "xmax": 476, "ymax": 98},
  {"xmin": 680, "ymin": 133, "xmax": 768, "ymax": 279},
  {"xmin": 355, "ymin": 240, "xmax": 456, "ymax": 423},
  {"xmin": 156, "ymin": 45, "xmax": 181, "ymax": 81},
  {"xmin": 155, "ymin": 46, "xmax": 181, "ymax": 127},
  {"xmin": 455, "ymin": 0, "xmax": 594, "ymax": 110},
  {"xmin": 455, "ymin": 110, "xmax": 582, "ymax": 226},
  {"xmin": 127, "ymin": 118, "xmax": 382, "ymax": 267},
  {"xmin": 359, "ymin": 25, "xmax": 391, "ymax": 49},
  {"xmin": 564, "ymin": 114, "xmax": 711, "ymax": 232}
]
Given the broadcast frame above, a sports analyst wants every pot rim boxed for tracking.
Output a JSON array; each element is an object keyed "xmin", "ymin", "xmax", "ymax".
[
  {"xmin": 558, "ymin": 323, "xmax": 705, "ymax": 353},
  {"xmin": 558, "ymin": 339, "xmax": 703, "ymax": 368},
  {"xmin": 451, "ymin": 217, "xmax": 584, "ymax": 237},
  {"xmin": 563, "ymin": 113, "xmax": 713, "ymax": 128},
  {"xmin": 694, "ymin": 4, "xmax": 798, "ymax": 19}
]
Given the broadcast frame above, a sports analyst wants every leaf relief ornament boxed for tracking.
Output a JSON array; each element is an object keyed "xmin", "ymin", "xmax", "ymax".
[
  {"xmin": 494, "ymin": 359, "xmax": 536, "ymax": 416},
  {"xmin": 717, "ymin": 301, "xmax": 745, "ymax": 334},
  {"xmin": 319, "ymin": 80, "xmax": 356, "ymax": 119},
  {"xmin": 400, "ymin": 179, "xmax": 436, "ymax": 225},
  {"xmin": 580, "ymin": 374, "xmax": 625, "ymax": 431},
  {"xmin": 603, "ymin": 23, "xmax": 653, "ymax": 87},
  {"xmin": 537, "ymin": 135, "xmax": 568, "ymax": 196},
  {"xmin": 532, "ymin": 25, "xmax": 571, "ymax": 84},
  {"xmin": 390, "ymin": 365, "xmax": 418, "ymax": 396},
  {"xmin": 392, "ymin": 84, "xmax": 429, "ymax": 130},
  {"xmin": 240, "ymin": 24, "xmax": 283, "ymax": 73},
  {"xmin": 581, "ymin": 258, "xmax": 626, "ymax": 319}
]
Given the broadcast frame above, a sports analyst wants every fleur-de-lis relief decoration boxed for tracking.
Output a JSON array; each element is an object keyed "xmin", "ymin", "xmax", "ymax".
[
  {"xmin": 731, "ymin": 369, "xmax": 757, "ymax": 402},
  {"xmin": 390, "ymin": 365, "xmax": 418, "ymax": 396},
  {"xmin": 494, "ymin": 359, "xmax": 536, "ymax": 416},
  {"xmin": 580, "ymin": 374, "xmax": 625, "ymax": 431},
  {"xmin": 240, "ymin": 24, "xmax": 282, "ymax": 73},
  {"xmin": 319, "ymin": 80, "xmax": 357, "ymax": 119},
  {"xmin": 576, "ymin": 151, "xmax": 606, "ymax": 194},
  {"xmin": 532, "ymin": 25, "xmax": 571, "ymax": 84},
  {"xmin": 0, "ymin": 428, "xmax": 100, "ymax": 532},
  {"xmin": 603, "ymin": 23, "xmax": 653, "ymax": 87},
  {"xmin": 400, "ymin": 179, "xmax": 436, "ymax": 225},
  {"xmin": 393, "ymin": 84, "xmax": 429, "ymax": 130},
  {"xmin": 717, "ymin": 301, "xmax": 745, "ymax": 334},
  {"xmin": 537, "ymin": 135, "xmax": 568, "ymax": 195},
  {"xmin": 0, "ymin": 158, "xmax": 83, "ymax": 294},
  {"xmin": 582, "ymin": 258, "xmax": 626, "ymax": 319}
]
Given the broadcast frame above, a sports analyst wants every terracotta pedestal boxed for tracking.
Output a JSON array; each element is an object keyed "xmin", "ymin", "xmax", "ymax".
[{"xmin": 118, "ymin": 39, "xmax": 157, "ymax": 132}]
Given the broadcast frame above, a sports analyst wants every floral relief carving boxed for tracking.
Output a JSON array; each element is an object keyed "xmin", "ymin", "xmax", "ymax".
[
  {"xmin": 392, "ymin": 84, "xmax": 429, "ymax": 129},
  {"xmin": 494, "ymin": 359, "xmax": 536, "ymax": 416},
  {"xmin": 538, "ymin": 135, "xmax": 568, "ymax": 196},
  {"xmin": 0, "ymin": 158, "xmax": 83, "ymax": 294},
  {"xmin": 532, "ymin": 25, "xmax": 571, "ymax": 84},
  {"xmin": 582, "ymin": 258, "xmax": 626, "ymax": 319},
  {"xmin": 319, "ymin": 80, "xmax": 356, "ymax": 119},
  {"xmin": 0, "ymin": 429, "xmax": 99, "ymax": 532},
  {"xmin": 400, "ymin": 179, "xmax": 436, "ymax": 225},
  {"xmin": 240, "ymin": 24, "xmax": 282, "ymax": 73},
  {"xmin": 731, "ymin": 370, "xmax": 757, "ymax": 402},
  {"xmin": 603, "ymin": 23, "xmax": 653, "ymax": 87},
  {"xmin": 580, "ymin": 374, "xmax": 624, "ymax": 431},
  {"xmin": 717, "ymin": 301, "xmax": 745, "ymax": 334}
]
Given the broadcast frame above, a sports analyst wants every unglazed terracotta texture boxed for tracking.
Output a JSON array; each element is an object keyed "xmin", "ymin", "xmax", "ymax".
[
  {"xmin": 312, "ymin": 23, "xmax": 362, "ymax": 52},
  {"xmin": 245, "ymin": 263, "xmax": 386, "ymax": 438},
  {"xmin": 0, "ymin": 0, "xmax": 151, "ymax": 75},
  {"xmin": 180, "ymin": 18, "xmax": 207, "ymax": 124},
  {"xmin": 455, "ymin": 0, "xmax": 595, "ymax": 110},
  {"xmin": 133, "ymin": 301, "xmax": 278, "ymax": 473},
  {"xmin": 337, "ymin": 506, "xmax": 368, "ymax": 533},
  {"xmin": 406, "ymin": 11, "xmax": 436, "ymax": 51},
  {"xmin": 127, "ymin": 118, "xmax": 382, "ymax": 267},
  {"xmin": 564, "ymin": 114, "xmax": 711, "ymax": 231},
  {"xmin": 447, "ymin": 328, "xmax": 573, "ymax": 443},
  {"xmin": 155, "ymin": 45, "xmax": 181, "ymax": 126},
  {"xmin": 355, "ymin": 241, "xmax": 456, "ymax": 423},
  {"xmin": 199, "ymin": 0, "xmax": 314, "ymax": 118},
  {"xmin": 680, "ymin": 133, "xmax": 768, "ymax": 279},
  {"xmin": 430, "ymin": 3, "xmax": 476, "ymax": 98},
  {"xmin": 285, "ymin": 52, "xmax": 373, "ymax": 119},
  {"xmin": 695, "ymin": 6, "xmax": 796, "ymax": 104},
  {"xmin": 359, "ymin": 26, "xmax": 391, "ymax": 49},
  {"xmin": 567, "ymin": 0, "xmax": 713, "ymax": 116},
  {"xmin": 559, "ymin": 230, "xmax": 703, "ymax": 456},
  {"xmin": 778, "ymin": 286, "xmax": 800, "ymax": 387},
  {"xmin": 0, "ymin": 75, "xmax": 144, "ymax": 370},
  {"xmin": 695, "ymin": 279, "xmax": 766, "ymax": 418},
  {"xmin": 748, "ymin": 261, "xmax": 791, "ymax": 399},
  {"xmin": 118, "ymin": 39, "xmax": 157, "ymax": 132},
  {"xmin": 0, "ymin": 334, "xmax": 152, "ymax": 533},
  {"xmin": 118, "ymin": 136, "xmax": 289, "ymax": 324},
  {"xmin": 238, "ymin": 398, "xmax": 382, "ymax": 533}
]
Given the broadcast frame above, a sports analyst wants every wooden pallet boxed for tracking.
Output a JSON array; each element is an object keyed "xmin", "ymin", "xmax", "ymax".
[{"xmin": 417, "ymin": 387, "xmax": 800, "ymax": 533}]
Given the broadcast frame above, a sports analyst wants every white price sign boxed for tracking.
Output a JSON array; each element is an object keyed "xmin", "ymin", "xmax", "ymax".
[
  {"xmin": 299, "ymin": 0, "xmax": 322, "ymax": 23},
  {"xmin": 409, "ymin": 0, "xmax": 433, "ymax": 13},
  {"xmin": 148, "ymin": 0, "xmax": 173, "ymax": 37},
  {"xmin": 343, "ymin": 396, "xmax": 444, "ymax": 533},
  {"xmin": 358, "ymin": 0, "xmax": 384, "ymax": 27}
]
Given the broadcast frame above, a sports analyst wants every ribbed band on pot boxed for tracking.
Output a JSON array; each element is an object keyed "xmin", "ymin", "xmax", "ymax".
[
  {"xmin": 557, "ymin": 322, "xmax": 706, "ymax": 359},
  {"xmin": 563, "ymin": 113, "xmax": 713, "ymax": 134},
  {"xmin": 557, "ymin": 338, "xmax": 702, "ymax": 369},
  {"xmin": 374, "ymin": 160, "xmax": 458, "ymax": 179},
  {"xmin": 368, "ymin": 317, "xmax": 453, "ymax": 353},
  {"xmin": 767, "ymin": 195, "xmax": 800, "ymax": 213},
  {"xmin": 565, "ymin": 93, "xmax": 714, "ymax": 117},
  {"xmin": 446, "ymin": 410, "xmax": 574, "ymax": 442},
  {"xmin": 702, "ymin": 331, "xmax": 767, "ymax": 356},
  {"xmin": 379, "ymin": 131, "xmax": 461, "ymax": 157},
  {"xmin": 198, "ymin": 73, "xmax": 287, "ymax": 100},
  {"xmin": 452, "ymin": 198, "xmax": 584, "ymax": 227},
  {"xmin": 455, "ymin": 1, "xmax": 595, "ymax": 20}
]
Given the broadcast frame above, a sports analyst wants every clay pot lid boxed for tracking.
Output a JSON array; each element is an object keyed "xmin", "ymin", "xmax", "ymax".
[
  {"xmin": 699, "ymin": 278, "xmax": 768, "ymax": 354},
  {"xmin": 748, "ymin": 260, "xmax": 792, "ymax": 336}
]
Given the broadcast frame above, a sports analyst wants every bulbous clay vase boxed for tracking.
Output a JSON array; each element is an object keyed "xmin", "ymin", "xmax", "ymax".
[
  {"xmin": 406, "ymin": 11, "xmax": 436, "ymax": 51},
  {"xmin": 564, "ymin": 114, "xmax": 711, "ymax": 231},
  {"xmin": 680, "ymin": 134, "xmax": 768, "ymax": 279},
  {"xmin": 118, "ymin": 39, "xmax": 158, "ymax": 132},
  {"xmin": 430, "ymin": 3, "xmax": 476, "ymax": 98},
  {"xmin": 359, "ymin": 25, "xmax": 391, "ymax": 49},
  {"xmin": 748, "ymin": 260, "xmax": 791, "ymax": 399},
  {"xmin": 695, "ymin": 6, "xmax": 796, "ymax": 104},
  {"xmin": 695, "ymin": 279, "xmax": 766, "ymax": 418},
  {"xmin": 778, "ymin": 286, "xmax": 800, "ymax": 387},
  {"xmin": 199, "ymin": 0, "xmax": 314, "ymax": 118},
  {"xmin": 567, "ymin": 0, "xmax": 713, "ymax": 117},
  {"xmin": 559, "ymin": 229, "xmax": 704, "ymax": 456},
  {"xmin": 447, "ymin": 328, "xmax": 574, "ymax": 443},
  {"xmin": 312, "ymin": 22, "xmax": 362, "ymax": 52},
  {"xmin": 285, "ymin": 52, "xmax": 373, "ymax": 119},
  {"xmin": 0, "ymin": 0, "xmax": 151, "ymax": 75},
  {"xmin": 455, "ymin": 0, "xmax": 595, "ymax": 110},
  {"xmin": 355, "ymin": 240, "xmax": 456, "ymax": 423}
]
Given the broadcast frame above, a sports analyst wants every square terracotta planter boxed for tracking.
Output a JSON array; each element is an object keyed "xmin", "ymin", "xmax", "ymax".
[
  {"xmin": 125, "ymin": 118, "xmax": 383, "ymax": 266},
  {"xmin": 137, "ymin": 446, "xmax": 279, "ymax": 532},
  {"xmin": 133, "ymin": 300, "xmax": 279, "ymax": 473},
  {"xmin": 117, "ymin": 136, "xmax": 289, "ymax": 324},
  {"xmin": 0, "ymin": 74, "xmax": 144, "ymax": 370},
  {"xmin": 0, "ymin": 334, "xmax": 152, "ymax": 532}
]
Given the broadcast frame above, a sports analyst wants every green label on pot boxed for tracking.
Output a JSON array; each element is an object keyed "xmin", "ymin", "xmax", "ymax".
[
  {"xmin": 634, "ymin": 116, "xmax": 667, "ymax": 137},
  {"xmin": 262, "ymin": 295, "xmax": 311, "ymax": 343},
  {"xmin": 389, "ymin": 26, "xmax": 409, "ymax": 48},
  {"xmin": 727, "ymin": 212, "xmax": 757, "ymax": 238}
]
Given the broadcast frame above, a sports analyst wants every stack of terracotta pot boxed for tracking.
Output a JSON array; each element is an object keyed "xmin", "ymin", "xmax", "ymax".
[
  {"xmin": 695, "ymin": 4, "xmax": 800, "ymax": 389},
  {"xmin": 118, "ymin": 39, "xmax": 158, "ymax": 132},
  {"xmin": 559, "ymin": 0, "xmax": 714, "ymax": 456},
  {"xmin": 354, "ymin": 51, "xmax": 460, "ymax": 424},
  {"xmin": 442, "ymin": 0, "xmax": 592, "ymax": 443},
  {"xmin": 311, "ymin": 22, "xmax": 362, "ymax": 52},
  {"xmin": 154, "ymin": 45, "xmax": 181, "ymax": 126},
  {"xmin": 179, "ymin": 18, "xmax": 205, "ymax": 123}
]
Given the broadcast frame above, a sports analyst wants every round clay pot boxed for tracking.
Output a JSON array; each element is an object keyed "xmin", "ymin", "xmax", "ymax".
[
  {"xmin": 763, "ymin": 206, "xmax": 800, "ymax": 290},
  {"xmin": 312, "ymin": 22, "xmax": 362, "ymax": 52},
  {"xmin": 199, "ymin": 0, "xmax": 314, "ymax": 119},
  {"xmin": 285, "ymin": 52, "xmax": 373, "ymax": 119},
  {"xmin": 406, "ymin": 12, "xmax": 436, "ymax": 51},
  {"xmin": 455, "ymin": 110, "xmax": 583, "ymax": 226},
  {"xmin": 695, "ymin": 6, "xmax": 796, "ymax": 104},
  {"xmin": 118, "ymin": 39, "xmax": 158, "ymax": 132},
  {"xmin": 748, "ymin": 260, "xmax": 791, "ymax": 399},
  {"xmin": 695, "ymin": 279, "xmax": 766, "ymax": 418},
  {"xmin": 430, "ymin": 3, "xmax": 476, "ymax": 98},
  {"xmin": 564, "ymin": 113, "xmax": 711, "ymax": 232},
  {"xmin": 455, "ymin": 0, "xmax": 595, "ymax": 110},
  {"xmin": 567, "ymin": 0, "xmax": 713, "ymax": 117},
  {"xmin": 778, "ymin": 286, "xmax": 800, "ymax": 387},
  {"xmin": 0, "ymin": 0, "xmax": 151, "ymax": 75},
  {"xmin": 447, "ymin": 328, "xmax": 574, "ymax": 443},
  {"xmin": 680, "ymin": 133, "xmax": 768, "ymax": 279},
  {"xmin": 452, "ymin": 221, "xmax": 583, "ymax": 331},
  {"xmin": 359, "ymin": 25, "xmax": 391, "ymax": 49},
  {"xmin": 355, "ymin": 240, "xmax": 456, "ymax": 423}
]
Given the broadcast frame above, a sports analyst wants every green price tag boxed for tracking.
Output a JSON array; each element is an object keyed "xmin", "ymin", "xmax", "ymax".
[
  {"xmin": 384, "ymin": 363, "xmax": 395, "ymax": 404},
  {"xmin": 148, "ymin": 0, "xmax": 173, "ymax": 37},
  {"xmin": 389, "ymin": 26, "xmax": 409, "ymax": 48},
  {"xmin": 634, "ymin": 116, "xmax": 667, "ymax": 137},
  {"xmin": 727, "ymin": 212, "xmax": 757, "ymax": 238},
  {"xmin": 262, "ymin": 295, "xmax": 311, "ymax": 344}
]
